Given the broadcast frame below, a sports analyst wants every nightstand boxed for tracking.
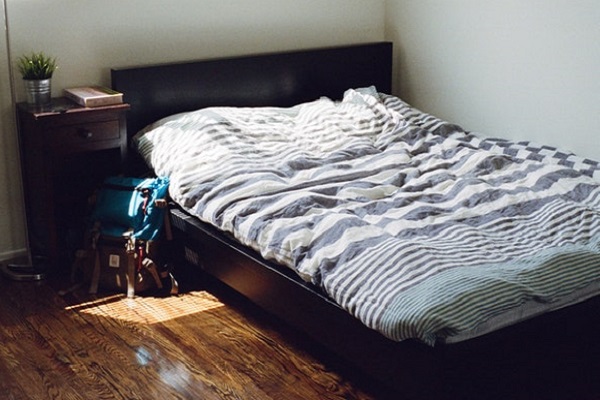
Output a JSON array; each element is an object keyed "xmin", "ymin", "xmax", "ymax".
[{"xmin": 16, "ymin": 98, "xmax": 130, "ymax": 271}]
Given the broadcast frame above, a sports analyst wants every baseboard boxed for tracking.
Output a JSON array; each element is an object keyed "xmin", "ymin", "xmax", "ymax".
[{"xmin": 0, "ymin": 248, "xmax": 28, "ymax": 263}]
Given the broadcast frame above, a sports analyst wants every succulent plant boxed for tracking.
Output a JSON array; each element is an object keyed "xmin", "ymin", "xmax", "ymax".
[{"xmin": 17, "ymin": 52, "xmax": 58, "ymax": 80}]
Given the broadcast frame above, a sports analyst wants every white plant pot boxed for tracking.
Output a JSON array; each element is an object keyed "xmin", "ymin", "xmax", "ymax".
[{"xmin": 24, "ymin": 78, "xmax": 52, "ymax": 105}]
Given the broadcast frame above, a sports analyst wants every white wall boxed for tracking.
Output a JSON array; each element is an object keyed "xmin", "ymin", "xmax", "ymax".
[
  {"xmin": 385, "ymin": 0, "xmax": 600, "ymax": 161},
  {"xmin": 0, "ymin": 0, "xmax": 384, "ymax": 260},
  {"xmin": 0, "ymin": 0, "xmax": 27, "ymax": 260},
  {"xmin": 9, "ymin": 1, "xmax": 384, "ymax": 99}
]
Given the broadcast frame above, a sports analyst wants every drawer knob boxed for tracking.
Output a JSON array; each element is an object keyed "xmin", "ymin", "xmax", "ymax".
[{"xmin": 78, "ymin": 128, "xmax": 93, "ymax": 139}]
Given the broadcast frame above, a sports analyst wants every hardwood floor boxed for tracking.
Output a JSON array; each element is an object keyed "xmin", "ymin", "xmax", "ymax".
[{"xmin": 0, "ymin": 263, "xmax": 396, "ymax": 400}]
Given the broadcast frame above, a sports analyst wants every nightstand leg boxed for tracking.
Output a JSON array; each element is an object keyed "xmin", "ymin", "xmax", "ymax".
[{"xmin": 1, "ymin": 256, "xmax": 47, "ymax": 281}]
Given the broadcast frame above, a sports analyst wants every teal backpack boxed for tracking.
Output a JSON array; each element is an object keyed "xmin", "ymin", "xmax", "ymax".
[
  {"xmin": 91, "ymin": 176, "xmax": 170, "ymax": 241},
  {"xmin": 72, "ymin": 176, "xmax": 178, "ymax": 298}
]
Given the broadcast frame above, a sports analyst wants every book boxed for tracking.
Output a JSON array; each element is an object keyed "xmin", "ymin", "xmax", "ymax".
[{"xmin": 64, "ymin": 86, "xmax": 123, "ymax": 107}]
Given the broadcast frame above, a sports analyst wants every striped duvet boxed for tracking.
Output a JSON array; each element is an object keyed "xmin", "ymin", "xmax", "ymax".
[{"xmin": 134, "ymin": 87, "xmax": 600, "ymax": 345}]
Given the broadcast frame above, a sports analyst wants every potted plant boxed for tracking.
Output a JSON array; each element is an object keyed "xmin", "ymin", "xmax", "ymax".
[{"xmin": 16, "ymin": 52, "xmax": 58, "ymax": 105}]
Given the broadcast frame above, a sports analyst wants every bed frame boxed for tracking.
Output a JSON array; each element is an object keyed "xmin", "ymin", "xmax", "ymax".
[{"xmin": 111, "ymin": 42, "xmax": 599, "ymax": 400}]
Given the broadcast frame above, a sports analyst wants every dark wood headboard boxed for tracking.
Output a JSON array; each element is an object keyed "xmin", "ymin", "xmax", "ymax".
[{"xmin": 111, "ymin": 42, "xmax": 392, "ymax": 138}]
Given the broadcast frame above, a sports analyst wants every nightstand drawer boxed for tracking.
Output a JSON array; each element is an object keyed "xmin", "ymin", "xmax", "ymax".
[{"xmin": 52, "ymin": 120, "xmax": 121, "ymax": 149}]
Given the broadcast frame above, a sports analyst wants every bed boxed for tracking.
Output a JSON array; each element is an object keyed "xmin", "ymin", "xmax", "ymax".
[{"xmin": 111, "ymin": 42, "xmax": 600, "ymax": 399}]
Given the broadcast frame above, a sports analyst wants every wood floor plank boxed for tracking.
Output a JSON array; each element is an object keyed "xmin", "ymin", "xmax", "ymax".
[
  {"xmin": 0, "ymin": 285, "xmax": 90, "ymax": 399},
  {"xmin": 60, "ymin": 294, "xmax": 242, "ymax": 399},
  {"xmin": 70, "ymin": 293, "xmax": 267, "ymax": 399},
  {"xmin": 0, "ymin": 270, "xmax": 389, "ymax": 400}
]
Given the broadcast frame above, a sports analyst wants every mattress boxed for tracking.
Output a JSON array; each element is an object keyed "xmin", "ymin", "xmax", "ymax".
[{"xmin": 133, "ymin": 87, "xmax": 600, "ymax": 345}]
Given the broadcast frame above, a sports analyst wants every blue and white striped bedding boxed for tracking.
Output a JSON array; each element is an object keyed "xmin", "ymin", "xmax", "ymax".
[{"xmin": 134, "ymin": 87, "xmax": 600, "ymax": 345}]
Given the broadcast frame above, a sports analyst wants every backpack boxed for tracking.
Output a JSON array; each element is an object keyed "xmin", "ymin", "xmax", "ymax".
[{"xmin": 71, "ymin": 176, "xmax": 178, "ymax": 298}]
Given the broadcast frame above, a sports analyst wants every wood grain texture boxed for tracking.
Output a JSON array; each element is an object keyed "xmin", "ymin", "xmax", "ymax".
[{"xmin": 0, "ymin": 269, "xmax": 395, "ymax": 400}]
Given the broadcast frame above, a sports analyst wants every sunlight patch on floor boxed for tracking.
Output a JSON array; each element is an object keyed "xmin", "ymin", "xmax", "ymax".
[{"xmin": 65, "ymin": 291, "xmax": 224, "ymax": 324}]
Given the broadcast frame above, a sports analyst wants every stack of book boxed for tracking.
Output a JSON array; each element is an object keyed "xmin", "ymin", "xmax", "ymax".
[{"xmin": 64, "ymin": 86, "xmax": 123, "ymax": 107}]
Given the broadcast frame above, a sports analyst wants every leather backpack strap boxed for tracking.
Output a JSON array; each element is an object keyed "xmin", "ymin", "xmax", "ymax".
[
  {"xmin": 142, "ymin": 257, "xmax": 163, "ymax": 289},
  {"xmin": 88, "ymin": 250, "xmax": 101, "ymax": 294},
  {"xmin": 125, "ymin": 252, "xmax": 136, "ymax": 299},
  {"xmin": 167, "ymin": 273, "xmax": 179, "ymax": 295},
  {"xmin": 125, "ymin": 236, "xmax": 137, "ymax": 298}
]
